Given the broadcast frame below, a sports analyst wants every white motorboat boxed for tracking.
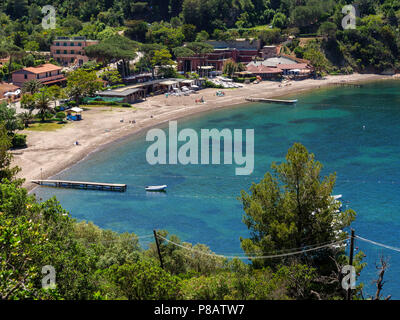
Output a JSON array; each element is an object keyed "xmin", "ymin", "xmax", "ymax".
[{"xmin": 145, "ymin": 185, "xmax": 167, "ymax": 192}]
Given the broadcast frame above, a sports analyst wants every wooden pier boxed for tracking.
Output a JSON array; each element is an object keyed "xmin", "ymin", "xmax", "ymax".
[
  {"xmin": 332, "ymin": 82, "xmax": 363, "ymax": 88},
  {"xmin": 31, "ymin": 179, "xmax": 127, "ymax": 192},
  {"xmin": 246, "ymin": 97, "xmax": 298, "ymax": 104}
]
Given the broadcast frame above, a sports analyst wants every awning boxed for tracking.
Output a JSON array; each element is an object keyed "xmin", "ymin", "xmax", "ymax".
[
  {"xmin": 70, "ymin": 107, "xmax": 83, "ymax": 113},
  {"xmin": 40, "ymin": 77, "xmax": 66, "ymax": 85},
  {"xmin": 182, "ymin": 79, "xmax": 194, "ymax": 84},
  {"xmin": 159, "ymin": 80, "xmax": 178, "ymax": 86}
]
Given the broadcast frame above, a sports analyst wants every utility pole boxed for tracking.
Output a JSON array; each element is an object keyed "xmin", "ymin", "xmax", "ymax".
[
  {"xmin": 347, "ymin": 229, "xmax": 355, "ymax": 300},
  {"xmin": 153, "ymin": 230, "xmax": 164, "ymax": 270}
]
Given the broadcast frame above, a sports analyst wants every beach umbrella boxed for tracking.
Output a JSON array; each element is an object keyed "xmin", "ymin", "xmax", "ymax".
[{"xmin": 71, "ymin": 107, "xmax": 83, "ymax": 113}]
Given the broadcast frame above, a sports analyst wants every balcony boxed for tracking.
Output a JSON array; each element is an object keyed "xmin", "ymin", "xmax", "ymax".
[
  {"xmin": 50, "ymin": 45, "xmax": 84, "ymax": 52},
  {"xmin": 38, "ymin": 74, "xmax": 66, "ymax": 84}
]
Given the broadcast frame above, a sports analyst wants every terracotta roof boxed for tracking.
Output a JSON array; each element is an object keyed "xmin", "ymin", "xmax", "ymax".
[
  {"xmin": 0, "ymin": 82, "xmax": 20, "ymax": 96},
  {"xmin": 22, "ymin": 63, "xmax": 62, "ymax": 74},
  {"xmin": 276, "ymin": 63, "xmax": 309, "ymax": 70},
  {"xmin": 247, "ymin": 65, "xmax": 283, "ymax": 74}
]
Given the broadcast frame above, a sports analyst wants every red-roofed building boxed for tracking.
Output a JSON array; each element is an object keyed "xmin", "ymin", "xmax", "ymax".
[
  {"xmin": 246, "ymin": 56, "xmax": 314, "ymax": 80},
  {"xmin": 12, "ymin": 63, "xmax": 66, "ymax": 87},
  {"xmin": 177, "ymin": 39, "xmax": 261, "ymax": 73},
  {"xmin": 246, "ymin": 64, "xmax": 283, "ymax": 80},
  {"xmin": 0, "ymin": 82, "xmax": 21, "ymax": 102}
]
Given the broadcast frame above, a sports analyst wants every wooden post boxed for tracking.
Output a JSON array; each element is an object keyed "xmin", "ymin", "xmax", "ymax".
[
  {"xmin": 347, "ymin": 229, "xmax": 355, "ymax": 300},
  {"xmin": 153, "ymin": 230, "xmax": 164, "ymax": 270}
]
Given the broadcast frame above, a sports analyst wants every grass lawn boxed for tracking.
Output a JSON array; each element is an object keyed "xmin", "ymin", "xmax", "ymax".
[{"xmin": 26, "ymin": 121, "xmax": 67, "ymax": 132}]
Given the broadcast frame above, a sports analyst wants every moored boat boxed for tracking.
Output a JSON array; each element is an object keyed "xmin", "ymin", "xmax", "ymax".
[{"xmin": 145, "ymin": 185, "xmax": 167, "ymax": 192}]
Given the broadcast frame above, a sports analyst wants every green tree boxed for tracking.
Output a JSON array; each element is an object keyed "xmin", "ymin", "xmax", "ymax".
[
  {"xmin": 146, "ymin": 23, "xmax": 185, "ymax": 50},
  {"xmin": 195, "ymin": 30, "xmax": 209, "ymax": 42},
  {"xmin": 20, "ymin": 94, "xmax": 36, "ymax": 113},
  {"xmin": 182, "ymin": 24, "xmax": 197, "ymax": 42},
  {"xmin": 303, "ymin": 47, "xmax": 331, "ymax": 74},
  {"xmin": 0, "ymin": 124, "xmax": 21, "ymax": 182},
  {"xmin": 66, "ymin": 69, "xmax": 104, "ymax": 105},
  {"xmin": 240, "ymin": 143, "xmax": 355, "ymax": 269},
  {"xmin": 0, "ymin": 207, "xmax": 47, "ymax": 299},
  {"xmin": 84, "ymin": 35, "xmax": 138, "ymax": 77},
  {"xmin": 271, "ymin": 12, "xmax": 287, "ymax": 29},
  {"xmin": 102, "ymin": 260, "xmax": 181, "ymax": 300},
  {"xmin": 23, "ymin": 41, "xmax": 39, "ymax": 52},
  {"xmin": 22, "ymin": 79, "xmax": 42, "ymax": 95},
  {"xmin": 100, "ymin": 69, "xmax": 122, "ymax": 85},
  {"xmin": 223, "ymin": 59, "xmax": 245, "ymax": 77},
  {"xmin": 18, "ymin": 111, "xmax": 34, "ymax": 128},
  {"xmin": 151, "ymin": 49, "xmax": 176, "ymax": 77},
  {"xmin": 47, "ymin": 85, "xmax": 66, "ymax": 108},
  {"xmin": 0, "ymin": 102, "xmax": 24, "ymax": 134},
  {"xmin": 33, "ymin": 88, "xmax": 54, "ymax": 122},
  {"xmin": 318, "ymin": 21, "xmax": 338, "ymax": 38},
  {"xmin": 125, "ymin": 20, "xmax": 149, "ymax": 42}
]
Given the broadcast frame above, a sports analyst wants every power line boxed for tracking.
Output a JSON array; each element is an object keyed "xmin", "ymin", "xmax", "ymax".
[
  {"xmin": 156, "ymin": 234, "xmax": 348, "ymax": 260},
  {"xmin": 355, "ymin": 235, "xmax": 400, "ymax": 253},
  {"xmin": 203, "ymin": 238, "xmax": 351, "ymax": 256}
]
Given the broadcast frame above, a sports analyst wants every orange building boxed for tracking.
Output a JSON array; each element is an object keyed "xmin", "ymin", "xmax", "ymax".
[
  {"xmin": 50, "ymin": 36, "xmax": 99, "ymax": 67},
  {"xmin": 12, "ymin": 64, "xmax": 66, "ymax": 87}
]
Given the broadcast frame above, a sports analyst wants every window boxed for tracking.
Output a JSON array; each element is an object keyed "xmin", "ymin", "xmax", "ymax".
[
  {"xmin": 64, "ymin": 50, "xmax": 67, "ymax": 54},
  {"xmin": 78, "ymin": 43, "xmax": 82, "ymax": 46},
  {"xmin": 71, "ymin": 43, "xmax": 74, "ymax": 46},
  {"xmin": 71, "ymin": 50, "xmax": 75, "ymax": 54},
  {"xmin": 24, "ymin": 74, "xmax": 27, "ymax": 79},
  {"xmin": 56, "ymin": 42, "xmax": 60, "ymax": 46},
  {"xmin": 36, "ymin": 75, "xmax": 39, "ymax": 79},
  {"xmin": 56, "ymin": 50, "xmax": 60, "ymax": 54},
  {"xmin": 64, "ymin": 43, "xmax": 67, "ymax": 46}
]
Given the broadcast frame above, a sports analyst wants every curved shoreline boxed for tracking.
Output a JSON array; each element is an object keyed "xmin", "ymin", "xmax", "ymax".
[{"xmin": 17, "ymin": 73, "xmax": 392, "ymax": 193}]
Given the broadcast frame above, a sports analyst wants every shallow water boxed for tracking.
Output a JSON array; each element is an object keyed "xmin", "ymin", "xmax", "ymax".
[{"xmin": 34, "ymin": 80, "xmax": 400, "ymax": 298}]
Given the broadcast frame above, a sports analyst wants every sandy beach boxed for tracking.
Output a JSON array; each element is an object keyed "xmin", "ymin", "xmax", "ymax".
[{"xmin": 13, "ymin": 73, "xmax": 392, "ymax": 191}]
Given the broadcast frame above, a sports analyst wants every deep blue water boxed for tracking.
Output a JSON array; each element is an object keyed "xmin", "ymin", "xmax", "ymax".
[{"xmin": 33, "ymin": 80, "xmax": 400, "ymax": 298}]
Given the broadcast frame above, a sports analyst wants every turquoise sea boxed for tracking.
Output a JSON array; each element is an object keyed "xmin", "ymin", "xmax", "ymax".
[{"xmin": 34, "ymin": 80, "xmax": 400, "ymax": 298}]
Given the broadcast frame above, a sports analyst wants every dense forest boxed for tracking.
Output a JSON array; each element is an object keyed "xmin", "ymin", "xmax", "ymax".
[{"xmin": 1, "ymin": 0, "xmax": 400, "ymax": 75}]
